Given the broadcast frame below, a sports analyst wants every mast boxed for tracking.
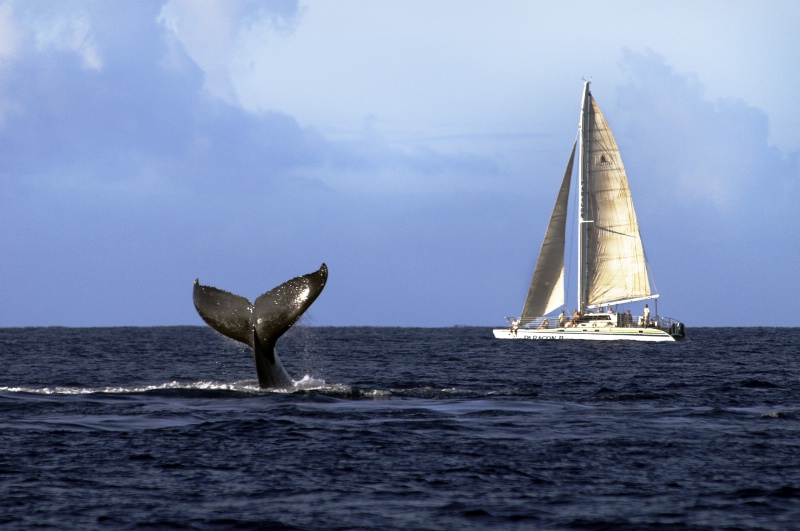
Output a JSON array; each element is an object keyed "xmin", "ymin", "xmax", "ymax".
[{"xmin": 577, "ymin": 81, "xmax": 591, "ymax": 313}]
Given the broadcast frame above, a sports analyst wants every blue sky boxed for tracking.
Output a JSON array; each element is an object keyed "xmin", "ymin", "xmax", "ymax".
[{"xmin": 1, "ymin": 1, "xmax": 798, "ymax": 327}]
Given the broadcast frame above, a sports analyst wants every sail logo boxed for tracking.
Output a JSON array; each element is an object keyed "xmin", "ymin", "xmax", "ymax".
[{"xmin": 597, "ymin": 154, "xmax": 614, "ymax": 167}]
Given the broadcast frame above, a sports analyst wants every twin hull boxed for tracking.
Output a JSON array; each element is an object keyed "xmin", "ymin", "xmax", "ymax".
[{"xmin": 492, "ymin": 327, "xmax": 678, "ymax": 342}]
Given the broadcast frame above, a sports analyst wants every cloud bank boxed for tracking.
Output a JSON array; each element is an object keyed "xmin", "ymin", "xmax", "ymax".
[{"xmin": 0, "ymin": 1, "xmax": 797, "ymax": 327}]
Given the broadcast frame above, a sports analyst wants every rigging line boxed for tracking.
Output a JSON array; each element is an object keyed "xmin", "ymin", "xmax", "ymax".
[
  {"xmin": 627, "ymin": 192, "xmax": 657, "ymax": 294},
  {"xmin": 592, "ymin": 133, "xmax": 615, "ymax": 153},
  {"xmin": 641, "ymin": 244, "xmax": 659, "ymax": 295},
  {"xmin": 595, "ymin": 226, "xmax": 637, "ymax": 238},
  {"xmin": 592, "ymin": 132, "xmax": 617, "ymax": 154}
]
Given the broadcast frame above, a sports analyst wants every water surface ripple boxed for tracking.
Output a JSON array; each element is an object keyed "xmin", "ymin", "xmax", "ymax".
[{"xmin": 1, "ymin": 326, "xmax": 799, "ymax": 529}]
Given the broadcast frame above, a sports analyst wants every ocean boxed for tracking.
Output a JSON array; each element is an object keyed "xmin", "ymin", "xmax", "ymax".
[{"xmin": 1, "ymin": 326, "xmax": 799, "ymax": 529}]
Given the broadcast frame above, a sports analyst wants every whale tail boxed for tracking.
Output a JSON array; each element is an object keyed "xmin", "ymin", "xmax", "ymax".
[{"xmin": 193, "ymin": 263, "xmax": 328, "ymax": 388}]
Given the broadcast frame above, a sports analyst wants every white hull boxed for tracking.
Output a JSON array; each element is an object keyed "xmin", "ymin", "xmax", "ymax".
[{"xmin": 492, "ymin": 326, "xmax": 678, "ymax": 342}]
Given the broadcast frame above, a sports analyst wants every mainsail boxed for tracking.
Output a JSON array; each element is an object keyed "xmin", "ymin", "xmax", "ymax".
[
  {"xmin": 520, "ymin": 142, "xmax": 575, "ymax": 322},
  {"xmin": 579, "ymin": 88, "xmax": 652, "ymax": 308}
]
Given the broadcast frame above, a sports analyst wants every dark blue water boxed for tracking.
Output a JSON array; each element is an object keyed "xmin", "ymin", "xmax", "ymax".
[{"xmin": 2, "ymin": 327, "xmax": 799, "ymax": 529}]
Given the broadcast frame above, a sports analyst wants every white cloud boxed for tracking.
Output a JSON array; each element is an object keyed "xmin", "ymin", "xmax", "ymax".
[
  {"xmin": 0, "ymin": 1, "xmax": 20, "ymax": 61},
  {"xmin": 615, "ymin": 50, "xmax": 798, "ymax": 224},
  {"xmin": 32, "ymin": 14, "xmax": 102, "ymax": 70},
  {"xmin": 0, "ymin": 2, "xmax": 21, "ymax": 124},
  {"xmin": 168, "ymin": 0, "xmax": 798, "ymax": 155},
  {"xmin": 158, "ymin": 0, "xmax": 302, "ymax": 105}
]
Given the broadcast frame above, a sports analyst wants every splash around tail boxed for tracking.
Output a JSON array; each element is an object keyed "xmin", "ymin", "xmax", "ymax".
[{"xmin": 193, "ymin": 264, "xmax": 328, "ymax": 389}]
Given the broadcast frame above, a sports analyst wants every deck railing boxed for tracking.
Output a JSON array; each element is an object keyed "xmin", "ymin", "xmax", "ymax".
[{"xmin": 509, "ymin": 313, "xmax": 684, "ymax": 335}]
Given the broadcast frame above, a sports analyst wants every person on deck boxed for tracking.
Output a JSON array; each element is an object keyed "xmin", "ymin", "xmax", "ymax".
[{"xmin": 643, "ymin": 304, "xmax": 650, "ymax": 327}]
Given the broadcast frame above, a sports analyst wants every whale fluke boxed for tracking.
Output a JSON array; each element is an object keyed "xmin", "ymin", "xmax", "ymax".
[{"xmin": 193, "ymin": 263, "xmax": 328, "ymax": 389}]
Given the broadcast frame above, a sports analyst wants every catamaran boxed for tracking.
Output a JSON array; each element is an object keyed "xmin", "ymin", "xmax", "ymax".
[{"xmin": 493, "ymin": 82, "xmax": 685, "ymax": 342}]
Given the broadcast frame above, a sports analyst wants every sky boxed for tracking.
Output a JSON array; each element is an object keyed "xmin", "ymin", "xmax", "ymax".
[{"xmin": 1, "ymin": 0, "xmax": 798, "ymax": 327}]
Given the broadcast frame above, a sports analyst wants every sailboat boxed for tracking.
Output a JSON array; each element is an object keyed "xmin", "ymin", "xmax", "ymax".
[{"xmin": 493, "ymin": 82, "xmax": 685, "ymax": 342}]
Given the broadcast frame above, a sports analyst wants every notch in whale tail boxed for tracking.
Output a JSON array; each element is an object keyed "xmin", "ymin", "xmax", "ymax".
[{"xmin": 193, "ymin": 263, "xmax": 328, "ymax": 388}]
